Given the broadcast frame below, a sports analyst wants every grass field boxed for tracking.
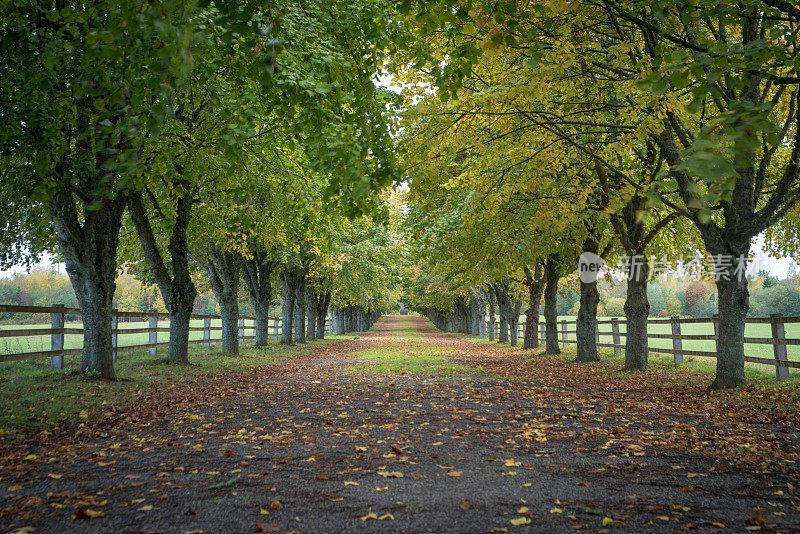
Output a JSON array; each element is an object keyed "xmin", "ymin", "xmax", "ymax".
[{"xmin": 484, "ymin": 315, "xmax": 800, "ymax": 377}]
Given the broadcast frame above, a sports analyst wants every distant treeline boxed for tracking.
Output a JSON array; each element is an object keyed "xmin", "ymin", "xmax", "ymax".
[
  {"xmin": 556, "ymin": 271, "xmax": 800, "ymax": 319},
  {"xmin": 0, "ymin": 268, "xmax": 233, "ymax": 323}
]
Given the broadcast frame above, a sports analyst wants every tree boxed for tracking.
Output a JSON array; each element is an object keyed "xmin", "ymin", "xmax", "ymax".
[{"xmin": 0, "ymin": 1, "xmax": 214, "ymax": 379}]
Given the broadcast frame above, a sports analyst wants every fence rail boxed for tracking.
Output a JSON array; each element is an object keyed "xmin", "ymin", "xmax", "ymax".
[
  {"xmin": 0, "ymin": 304, "xmax": 330, "ymax": 368},
  {"xmin": 490, "ymin": 313, "xmax": 800, "ymax": 379}
]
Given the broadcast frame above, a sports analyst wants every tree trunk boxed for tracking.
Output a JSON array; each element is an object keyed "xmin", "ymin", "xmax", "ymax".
[
  {"xmin": 713, "ymin": 273, "xmax": 749, "ymax": 388},
  {"xmin": 54, "ymin": 194, "xmax": 128, "ymax": 380},
  {"xmin": 294, "ymin": 274, "xmax": 306, "ymax": 343},
  {"xmin": 306, "ymin": 285, "xmax": 317, "ymax": 340},
  {"xmin": 523, "ymin": 264, "xmax": 545, "ymax": 349},
  {"xmin": 544, "ymin": 256, "xmax": 561, "ymax": 355},
  {"xmin": 576, "ymin": 238, "xmax": 600, "ymax": 363},
  {"xmin": 281, "ymin": 271, "xmax": 295, "ymax": 344},
  {"xmin": 624, "ymin": 258, "xmax": 650, "ymax": 370},
  {"xmin": 128, "ymin": 186, "xmax": 198, "ymax": 364},
  {"xmin": 219, "ymin": 291, "xmax": 239, "ymax": 353},
  {"xmin": 487, "ymin": 288, "xmax": 496, "ymax": 341},
  {"xmin": 202, "ymin": 246, "xmax": 240, "ymax": 354},
  {"xmin": 498, "ymin": 314, "xmax": 509, "ymax": 343},
  {"xmin": 316, "ymin": 291, "xmax": 331, "ymax": 339},
  {"xmin": 576, "ymin": 277, "xmax": 600, "ymax": 362},
  {"xmin": 242, "ymin": 254, "xmax": 277, "ymax": 348},
  {"xmin": 72, "ymin": 265, "xmax": 118, "ymax": 379},
  {"xmin": 492, "ymin": 280, "xmax": 512, "ymax": 343}
]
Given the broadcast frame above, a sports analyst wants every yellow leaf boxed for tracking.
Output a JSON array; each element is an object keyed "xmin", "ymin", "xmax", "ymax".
[
  {"xmin": 550, "ymin": 507, "xmax": 563, "ymax": 514},
  {"xmin": 376, "ymin": 487, "xmax": 388, "ymax": 491},
  {"xmin": 260, "ymin": 508, "xmax": 270, "ymax": 515},
  {"xmin": 377, "ymin": 470, "xmax": 403, "ymax": 478},
  {"xmin": 48, "ymin": 473, "xmax": 63, "ymax": 479},
  {"xmin": 344, "ymin": 481, "xmax": 359, "ymax": 486},
  {"xmin": 504, "ymin": 459, "xmax": 521, "ymax": 467},
  {"xmin": 85, "ymin": 509, "xmax": 105, "ymax": 518},
  {"xmin": 510, "ymin": 517, "xmax": 531, "ymax": 526},
  {"xmin": 23, "ymin": 454, "xmax": 37, "ymax": 461},
  {"xmin": 379, "ymin": 513, "xmax": 394, "ymax": 520},
  {"xmin": 517, "ymin": 507, "xmax": 529, "ymax": 514},
  {"xmin": 7, "ymin": 485, "xmax": 22, "ymax": 492},
  {"xmin": 359, "ymin": 512, "xmax": 378, "ymax": 521},
  {"xmin": 269, "ymin": 500, "xmax": 282, "ymax": 510},
  {"xmin": 138, "ymin": 505, "xmax": 153, "ymax": 511},
  {"xmin": 602, "ymin": 517, "xmax": 613, "ymax": 526}
]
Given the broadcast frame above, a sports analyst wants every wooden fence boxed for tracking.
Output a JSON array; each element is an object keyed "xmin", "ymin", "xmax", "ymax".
[
  {"xmin": 0, "ymin": 304, "xmax": 330, "ymax": 369},
  {"xmin": 490, "ymin": 314, "xmax": 799, "ymax": 379}
]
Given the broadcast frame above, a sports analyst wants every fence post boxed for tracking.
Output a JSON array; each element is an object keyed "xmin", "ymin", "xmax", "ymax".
[
  {"xmin": 771, "ymin": 313, "xmax": 789, "ymax": 380},
  {"xmin": 111, "ymin": 309, "xmax": 118, "ymax": 362},
  {"xmin": 238, "ymin": 318, "xmax": 245, "ymax": 342},
  {"xmin": 50, "ymin": 304, "xmax": 64, "ymax": 370},
  {"xmin": 671, "ymin": 316, "xmax": 683, "ymax": 364},
  {"xmin": 203, "ymin": 317, "xmax": 211, "ymax": 349},
  {"xmin": 148, "ymin": 316, "xmax": 158, "ymax": 357},
  {"xmin": 611, "ymin": 317, "xmax": 621, "ymax": 355},
  {"xmin": 561, "ymin": 319, "xmax": 567, "ymax": 345},
  {"xmin": 594, "ymin": 319, "xmax": 600, "ymax": 347}
]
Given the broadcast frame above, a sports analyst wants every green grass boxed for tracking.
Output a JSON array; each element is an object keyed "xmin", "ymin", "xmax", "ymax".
[
  {"xmin": 477, "ymin": 315, "xmax": 800, "ymax": 374},
  {"xmin": 0, "ymin": 336, "xmax": 347, "ymax": 433}
]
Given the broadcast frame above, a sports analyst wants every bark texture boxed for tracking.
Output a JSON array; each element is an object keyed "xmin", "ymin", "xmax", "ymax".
[
  {"xmin": 523, "ymin": 264, "xmax": 545, "ymax": 349},
  {"xmin": 544, "ymin": 256, "xmax": 561, "ymax": 355},
  {"xmin": 204, "ymin": 245, "xmax": 240, "ymax": 354},
  {"xmin": 53, "ymin": 191, "xmax": 128, "ymax": 379},
  {"xmin": 242, "ymin": 253, "xmax": 278, "ymax": 348},
  {"xmin": 128, "ymin": 188, "xmax": 197, "ymax": 364}
]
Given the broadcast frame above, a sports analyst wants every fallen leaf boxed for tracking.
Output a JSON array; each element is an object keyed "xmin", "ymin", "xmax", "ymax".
[
  {"xmin": 137, "ymin": 505, "xmax": 153, "ymax": 511},
  {"xmin": 517, "ymin": 507, "xmax": 529, "ymax": 514},
  {"xmin": 379, "ymin": 513, "xmax": 394, "ymax": 520},
  {"xmin": 461, "ymin": 498, "xmax": 475, "ymax": 510},
  {"xmin": 602, "ymin": 517, "xmax": 613, "ymax": 526},
  {"xmin": 550, "ymin": 508, "xmax": 563, "ymax": 514},
  {"xmin": 344, "ymin": 481, "xmax": 359, "ymax": 486},
  {"xmin": 510, "ymin": 517, "xmax": 532, "ymax": 526},
  {"xmin": 316, "ymin": 474, "xmax": 330, "ymax": 481},
  {"xmin": 447, "ymin": 471, "xmax": 463, "ymax": 477},
  {"xmin": 73, "ymin": 508, "xmax": 104, "ymax": 520},
  {"xmin": 377, "ymin": 470, "xmax": 403, "ymax": 478},
  {"xmin": 7, "ymin": 485, "xmax": 22, "ymax": 492},
  {"xmin": 255, "ymin": 523, "xmax": 279, "ymax": 533},
  {"xmin": 269, "ymin": 500, "xmax": 282, "ymax": 510},
  {"xmin": 47, "ymin": 473, "xmax": 63, "ymax": 479},
  {"xmin": 359, "ymin": 512, "xmax": 378, "ymax": 521}
]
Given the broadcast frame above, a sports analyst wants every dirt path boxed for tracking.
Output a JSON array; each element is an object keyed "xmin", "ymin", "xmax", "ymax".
[{"xmin": 2, "ymin": 316, "xmax": 799, "ymax": 533}]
